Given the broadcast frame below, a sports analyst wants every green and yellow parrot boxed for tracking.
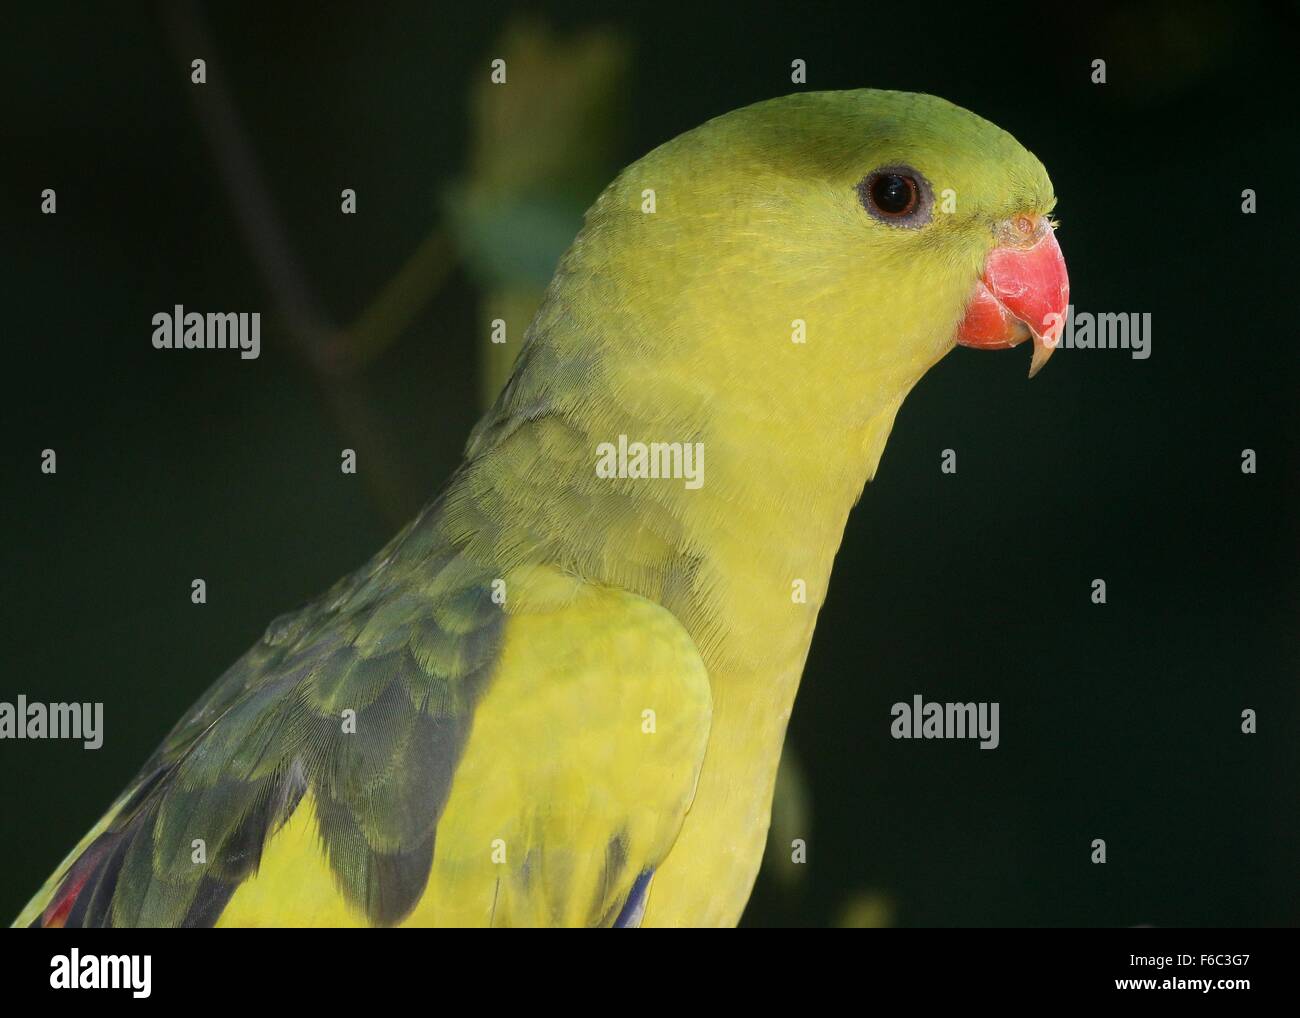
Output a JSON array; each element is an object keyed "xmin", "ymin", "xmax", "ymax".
[{"xmin": 17, "ymin": 89, "xmax": 1068, "ymax": 928}]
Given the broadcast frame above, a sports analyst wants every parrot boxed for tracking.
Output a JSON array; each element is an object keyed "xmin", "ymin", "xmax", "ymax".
[{"xmin": 16, "ymin": 88, "xmax": 1068, "ymax": 928}]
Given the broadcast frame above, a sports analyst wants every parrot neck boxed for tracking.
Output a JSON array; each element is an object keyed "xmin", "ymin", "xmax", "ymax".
[{"xmin": 461, "ymin": 372, "xmax": 914, "ymax": 685}]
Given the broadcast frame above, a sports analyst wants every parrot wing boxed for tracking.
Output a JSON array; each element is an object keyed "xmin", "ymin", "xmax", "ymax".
[{"xmin": 16, "ymin": 498, "xmax": 713, "ymax": 927}]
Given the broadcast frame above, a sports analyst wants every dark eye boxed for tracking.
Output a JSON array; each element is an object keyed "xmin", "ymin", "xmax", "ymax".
[
  {"xmin": 871, "ymin": 174, "xmax": 917, "ymax": 215},
  {"xmin": 856, "ymin": 166, "xmax": 933, "ymax": 228}
]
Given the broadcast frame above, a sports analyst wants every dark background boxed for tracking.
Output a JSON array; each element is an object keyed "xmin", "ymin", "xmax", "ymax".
[{"xmin": 3, "ymin": 0, "xmax": 1296, "ymax": 927}]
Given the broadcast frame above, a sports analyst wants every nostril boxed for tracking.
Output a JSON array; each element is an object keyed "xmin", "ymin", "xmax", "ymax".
[{"xmin": 999, "ymin": 213, "xmax": 1047, "ymax": 248}]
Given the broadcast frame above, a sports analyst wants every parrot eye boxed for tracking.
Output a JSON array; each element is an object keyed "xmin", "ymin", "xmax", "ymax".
[{"xmin": 856, "ymin": 166, "xmax": 933, "ymax": 229}]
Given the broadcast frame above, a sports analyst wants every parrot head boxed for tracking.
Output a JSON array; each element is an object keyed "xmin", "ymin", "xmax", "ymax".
[{"xmin": 554, "ymin": 89, "xmax": 1070, "ymax": 413}]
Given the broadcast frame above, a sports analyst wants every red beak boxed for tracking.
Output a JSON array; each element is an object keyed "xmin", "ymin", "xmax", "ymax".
[{"xmin": 955, "ymin": 216, "xmax": 1070, "ymax": 377}]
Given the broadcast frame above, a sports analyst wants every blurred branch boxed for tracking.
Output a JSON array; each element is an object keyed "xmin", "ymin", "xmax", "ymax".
[
  {"xmin": 158, "ymin": 7, "xmax": 634, "ymax": 520},
  {"xmin": 160, "ymin": 0, "xmax": 340, "ymax": 372},
  {"xmin": 159, "ymin": 0, "xmax": 427, "ymax": 523}
]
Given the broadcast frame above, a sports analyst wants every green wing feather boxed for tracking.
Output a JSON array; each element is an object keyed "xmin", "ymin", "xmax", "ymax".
[{"xmin": 23, "ymin": 491, "xmax": 505, "ymax": 928}]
